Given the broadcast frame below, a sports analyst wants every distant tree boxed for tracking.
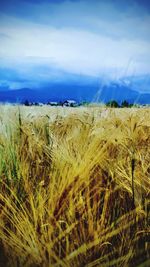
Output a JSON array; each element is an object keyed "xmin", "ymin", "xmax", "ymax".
[
  {"xmin": 23, "ymin": 100, "xmax": 30, "ymax": 106},
  {"xmin": 34, "ymin": 102, "xmax": 39, "ymax": 106},
  {"xmin": 81, "ymin": 101, "xmax": 90, "ymax": 106},
  {"xmin": 106, "ymin": 100, "xmax": 119, "ymax": 108},
  {"xmin": 58, "ymin": 101, "xmax": 63, "ymax": 106},
  {"xmin": 129, "ymin": 103, "xmax": 134, "ymax": 108},
  {"xmin": 70, "ymin": 103, "xmax": 75, "ymax": 107},
  {"xmin": 121, "ymin": 100, "xmax": 129, "ymax": 108}
]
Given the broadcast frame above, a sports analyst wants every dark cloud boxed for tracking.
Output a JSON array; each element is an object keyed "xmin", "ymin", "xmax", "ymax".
[
  {"xmin": 0, "ymin": 0, "xmax": 149, "ymax": 19},
  {"xmin": 135, "ymin": 0, "xmax": 150, "ymax": 9},
  {"xmin": 23, "ymin": 0, "xmax": 66, "ymax": 3}
]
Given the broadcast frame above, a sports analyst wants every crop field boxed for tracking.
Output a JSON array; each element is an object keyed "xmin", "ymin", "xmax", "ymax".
[{"xmin": 0, "ymin": 105, "xmax": 149, "ymax": 267}]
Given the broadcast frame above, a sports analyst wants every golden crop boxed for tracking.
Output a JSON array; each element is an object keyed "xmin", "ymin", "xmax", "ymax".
[{"xmin": 0, "ymin": 105, "xmax": 149, "ymax": 267}]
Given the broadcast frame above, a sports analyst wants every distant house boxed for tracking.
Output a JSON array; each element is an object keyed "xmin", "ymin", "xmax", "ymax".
[
  {"xmin": 63, "ymin": 100, "xmax": 77, "ymax": 107},
  {"xmin": 48, "ymin": 101, "xmax": 58, "ymax": 106},
  {"xmin": 38, "ymin": 102, "xmax": 44, "ymax": 106}
]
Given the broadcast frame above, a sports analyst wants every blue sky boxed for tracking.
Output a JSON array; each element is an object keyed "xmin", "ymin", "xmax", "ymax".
[{"xmin": 0, "ymin": 0, "xmax": 150, "ymax": 89}]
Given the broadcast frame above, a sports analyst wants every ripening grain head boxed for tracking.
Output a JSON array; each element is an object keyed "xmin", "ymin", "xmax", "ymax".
[{"xmin": 0, "ymin": 105, "xmax": 149, "ymax": 267}]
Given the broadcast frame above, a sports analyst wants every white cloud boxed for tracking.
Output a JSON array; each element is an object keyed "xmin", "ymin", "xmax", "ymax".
[{"xmin": 0, "ymin": 0, "xmax": 150, "ymax": 80}]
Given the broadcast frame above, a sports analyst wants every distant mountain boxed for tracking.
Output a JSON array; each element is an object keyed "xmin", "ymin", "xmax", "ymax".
[
  {"xmin": 0, "ymin": 65, "xmax": 150, "ymax": 104},
  {"xmin": 121, "ymin": 74, "xmax": 150, "ymax": 94},
  {"xmin": 0, "ymin": 84, "xmax": 98, "ymax": 103},
  {"xmin": 99, "ymin": 82, "xmax": 139, "ymax": 104},
  {"xmin": 138, "ymin": 93, "xmax": 150, "ymax": 104},
  {"xmin": 0, "ymin": 81, "xmax": 150, "ymax": 104}
]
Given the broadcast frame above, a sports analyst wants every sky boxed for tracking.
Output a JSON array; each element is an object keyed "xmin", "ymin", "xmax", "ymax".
[{"xmin": 0, "ymin": 0, "xmax": 150, "ymax": 89}]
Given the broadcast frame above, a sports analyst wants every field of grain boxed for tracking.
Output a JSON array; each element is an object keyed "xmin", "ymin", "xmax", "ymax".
[{"xmin": 0, "ymin": 105, "xmax": 149, "ymax": 267}]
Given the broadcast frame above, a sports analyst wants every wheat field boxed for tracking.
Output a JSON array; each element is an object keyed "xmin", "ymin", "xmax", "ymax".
[{"xmin": 0, "ymin": 105, "xmax": 149, "ymax": 267}]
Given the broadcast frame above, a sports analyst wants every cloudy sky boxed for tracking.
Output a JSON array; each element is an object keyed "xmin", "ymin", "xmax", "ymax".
[{"xmin": 0, "ymin": 0, "xmax": 150, "ymax": 89}]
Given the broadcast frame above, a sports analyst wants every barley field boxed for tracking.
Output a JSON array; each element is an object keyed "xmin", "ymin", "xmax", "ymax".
[{"xmin": 0, "ymin": 105, "xmax": 149, "ymax": 267}]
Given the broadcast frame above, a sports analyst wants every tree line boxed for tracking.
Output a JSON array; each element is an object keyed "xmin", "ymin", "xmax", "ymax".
[
  {"xmin": 106, "ymin": 100, "xmax": 134, "ymax": 108},
  {"xmin": 22, "ymin": 99, "xmax": 135, "ymax": 108}
]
